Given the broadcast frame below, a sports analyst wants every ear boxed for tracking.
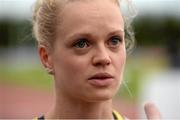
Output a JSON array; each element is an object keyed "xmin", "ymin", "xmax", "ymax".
[{"xmin": 38, "ymin": 45, "xmax": 54, "ymax": 75}]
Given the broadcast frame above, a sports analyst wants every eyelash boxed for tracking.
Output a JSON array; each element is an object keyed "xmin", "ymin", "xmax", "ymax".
[
  {"xmin": 108, "ymin": 36, "xmax": 123, "ymax": 47},
  {"xmin": 73, "ymin": 38, "xmax": 89, "ymax": 48},
  {"xmin": 73, "ymin": 36, "xmax": 123, "ymax": 49}
]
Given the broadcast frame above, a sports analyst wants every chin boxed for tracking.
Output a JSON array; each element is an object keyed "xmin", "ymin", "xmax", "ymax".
[{"xmin": 84, "ymin": 90, "xmax": 116, "ymax": 102}]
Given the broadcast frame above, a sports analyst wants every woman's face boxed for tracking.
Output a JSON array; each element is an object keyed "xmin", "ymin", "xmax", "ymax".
[{"xmin": 51, "ymin": 0, "xmax": 126, "ymax": 102}]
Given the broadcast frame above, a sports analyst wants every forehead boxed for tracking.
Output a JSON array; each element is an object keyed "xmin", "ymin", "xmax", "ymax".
[
  {"xmin": 56, "ymin": 0, "xmax": 124, "ymax": 38},
  {"xmin": 61, "ymin": 0, "xmax": 121, "ymax": 19}
]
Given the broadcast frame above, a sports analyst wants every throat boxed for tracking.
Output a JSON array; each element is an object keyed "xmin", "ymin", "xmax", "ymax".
[{"xmin": 46, "ymin": 99, "xmax": 114, "ymax": 119}]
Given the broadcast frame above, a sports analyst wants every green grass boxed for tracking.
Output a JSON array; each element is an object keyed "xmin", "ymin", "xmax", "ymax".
[{"xmin": 0, "ymin": 64, "xmax": 53, "ymax": 90}]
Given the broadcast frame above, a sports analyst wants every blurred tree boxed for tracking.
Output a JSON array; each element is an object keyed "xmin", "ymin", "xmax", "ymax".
[
  {"xmin": 133, "ymin": 16, "xmax": 180, "ymax": 47},
  {"xmin": 0, "ymin": 20, "xmax": 10, "ymax": 47},
  {"xmin": 0, "ymin": 19, "xmax": 35, "ymax": 47},
  {"xmin": 164, "ymin": 18, "xmax": 180, "ymax": 68}
]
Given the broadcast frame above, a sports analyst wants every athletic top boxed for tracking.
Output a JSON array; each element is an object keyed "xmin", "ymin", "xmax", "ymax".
[{"xmin": 34, "ymin": 110, "xmax": 123, "ymax": 120}]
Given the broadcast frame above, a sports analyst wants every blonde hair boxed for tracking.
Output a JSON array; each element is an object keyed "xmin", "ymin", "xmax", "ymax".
[{"xmin": 32, "ymin": 0, "xmax": 136, "ymax": 52}]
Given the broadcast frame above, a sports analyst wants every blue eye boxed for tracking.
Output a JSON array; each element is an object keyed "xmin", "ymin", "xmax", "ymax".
[
  {"xmin": 74, "ymin": 39, "xmax": 89, "ymax": 48},
  {"xmin": 109, "ymin": 36, "xmax": 122, "ymax": 47}
]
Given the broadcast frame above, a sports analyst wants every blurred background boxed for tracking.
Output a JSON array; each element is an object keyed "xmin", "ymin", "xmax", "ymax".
[{"xmin": 0, "ymin": 0, "xmax": 180, "ymax": 119}]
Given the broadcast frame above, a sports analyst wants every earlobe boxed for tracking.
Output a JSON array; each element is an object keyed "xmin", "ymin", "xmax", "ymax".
[{"xmin": 38, "ymin": 45, "xmax": 54, "ymax": 75}]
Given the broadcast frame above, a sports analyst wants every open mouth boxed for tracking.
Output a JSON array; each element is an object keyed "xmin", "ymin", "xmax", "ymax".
[
  {"xmin": 88, "ymin": 73, "xmax": 114, "ymax": 87},
  {"xmin": 88, "ymin": 73, "xmax": 113, "ymax": 80}
]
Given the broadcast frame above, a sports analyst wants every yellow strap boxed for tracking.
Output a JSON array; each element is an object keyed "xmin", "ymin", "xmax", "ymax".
[
  {"xmin": 113, "ymin": 110, "xmax": 123, "ymax": 120},
  {"xmin": 32, "ymin": 117, "xmax": 38, "ymax": 120}
]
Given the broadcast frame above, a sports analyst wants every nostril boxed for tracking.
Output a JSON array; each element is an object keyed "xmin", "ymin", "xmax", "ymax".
[{"xmin": 92, "ymin": 55, "xmax": 111, "ymax": 66}]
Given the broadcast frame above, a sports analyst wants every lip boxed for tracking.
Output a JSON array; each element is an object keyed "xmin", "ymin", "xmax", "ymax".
[
  {"xmin": 88, "ymin": 73, "xmax": 114, "ymax": 87},
  {"xmin": 88, "ymin": 73, "xmax": 114, "ymax": 80}
]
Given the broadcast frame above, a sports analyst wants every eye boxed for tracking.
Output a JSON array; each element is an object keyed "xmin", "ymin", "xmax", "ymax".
[
  {"xmin": 74, "ymin": 39, "xmax": 89, "ymax": 48},
  {"xmin": 108, "ymin": 36, "xmax": 122, "ymax": 47}
]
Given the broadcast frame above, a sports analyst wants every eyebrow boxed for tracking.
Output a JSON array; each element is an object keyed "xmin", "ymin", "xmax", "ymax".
[
  {"xmin": 107, "ymin": 30, "xmax": 124, "ymax": 37},
  {"xmin": 68, "ymin": 32, "xmax": 94, "ymax": 41},
  {"xmin": 68, "ymin": 29, "xmax": 124, "ymax": 41}
]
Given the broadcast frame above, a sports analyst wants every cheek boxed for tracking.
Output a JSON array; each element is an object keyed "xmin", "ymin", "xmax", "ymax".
[
  {"xmin": 113, "ymin": 50, "xmax": 126, "ymax": 80},
  {"xmin": 54, "ymin": 54, "xmax": 88, "ymax": 82},
  {"xmin": 115, "ymin": 50, "xmax": 126, "ymax": 69}
]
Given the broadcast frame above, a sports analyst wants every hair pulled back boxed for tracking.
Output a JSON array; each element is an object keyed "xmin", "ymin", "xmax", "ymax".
[{"xmin": 32, "ymin": 0, "xmax": 136, "ymax": 52}]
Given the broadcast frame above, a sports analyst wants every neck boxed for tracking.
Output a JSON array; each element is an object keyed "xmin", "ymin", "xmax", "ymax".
[{"xmin": 46, "ymin": 91, "xmax": 114, "ymax": 119}]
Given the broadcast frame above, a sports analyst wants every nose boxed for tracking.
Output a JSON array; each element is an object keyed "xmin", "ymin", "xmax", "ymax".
[{"xmin": 92, "ymin": 46, "xmax": 111, "ymax": 66}]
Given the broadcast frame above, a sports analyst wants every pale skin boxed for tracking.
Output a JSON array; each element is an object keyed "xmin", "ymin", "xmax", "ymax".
[{"xmin": 38, "ymin": 0, "xmax": 161, "ymax": 119}]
